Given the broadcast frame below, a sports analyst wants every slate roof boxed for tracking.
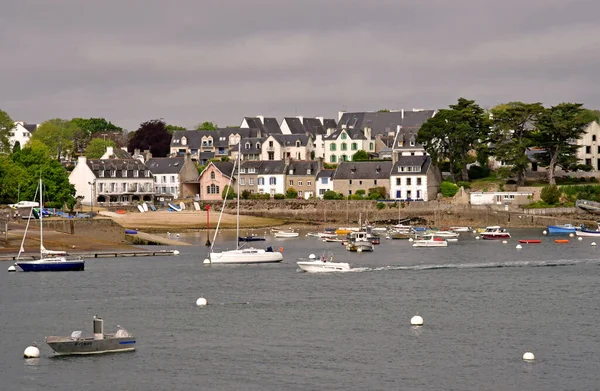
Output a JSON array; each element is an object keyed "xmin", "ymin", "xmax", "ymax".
[
  {"xmin": 316, "ymin": 169, "xmax": 335, "ymax": 179},
  {"xmin": 87, "ymin": 159, "xmax": 150, "ymax": 178},
  {"xmin": 243, "ymin": 117, "xmax": 264, "ymax": 132},
  {"xmin": 273, "ymin": 134, "xmax": 311, "ymax": 146},
  {"xmin": 104, "ymin": 148, "xmax": 133, "ymax": 159},
  {"xmin": 23, "ymin": 123, "xmax": 37, "ymax": 133},
  {"xmin": 303, "ymin": 118, "xmax": 326, "ymax": 136},
  {"xmin": 199, "ymin": 151, "xmax": 215, "ymax": 161},
  {"xmin": 286, "ymin": 161, "xmax": 320, "ymax": 176},
  {"xmin": 146, "ymin": 157, "xmax": 185, "ymax": 174},
  {"xmin": 262, "ymin": 118, "xmax": 282, "ymax": 135},
  {"xmin": 391, "ymin": 156, "xmax": 431, "ymax": 176},
  {"xmin": 337, "ymin": 110, "xmax": 436, "ymax": 137},
  {"xmin": 171, "ymin": 130, "xmax": 203, "ymax": 148},
  {"xmin": 282, "ymin": 117, "xmax": 306, "ymax": 135},
  {"xmin": 322, "ymin": 119, "xmax": 337, "ymax": 130},
  {"xmin": 324, "ymin": 127, "xmax": 367, "ymax": 141},
  {"xmin": 333, "ymin": 161, "xmax": 393, "ymax": 180},
  {"xmin": 239, "ymin": 160, "xmax": 287, "ymax": 175},
  {"xmin": 241, "ymin": 137, "xmax": 265, "ymax": 155},
  {"xmin": 212, "ymin": 161, "xmax": 235, "ymax": 178},
  {"xmin": 393, "ymin": 130, "xmax": 422, "ymax": 150}
]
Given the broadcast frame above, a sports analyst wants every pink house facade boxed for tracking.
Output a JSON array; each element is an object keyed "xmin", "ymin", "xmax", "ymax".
[{"xmin": 198, "ymin": 161, "xmax": 235, "ymax": 201}]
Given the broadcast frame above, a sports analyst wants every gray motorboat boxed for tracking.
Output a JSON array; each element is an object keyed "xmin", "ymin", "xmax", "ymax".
[{"xmin": 45, "ymin": 316, "xmax": 136, "ymax": 356}]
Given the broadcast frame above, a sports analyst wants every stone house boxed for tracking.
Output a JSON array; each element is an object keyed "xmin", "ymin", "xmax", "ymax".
[
  {"xmin": 285, "ymin": 160, "xmax": 322, "ymax": 199},
  {"xmin": 332, "ymin": 161, "xmax": 393, "ymax": 197}
]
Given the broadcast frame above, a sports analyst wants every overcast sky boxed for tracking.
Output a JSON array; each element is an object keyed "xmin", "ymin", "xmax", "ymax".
[{"xmin": 1, "ymin": 0, "xmax": 599, "ymax": 130}]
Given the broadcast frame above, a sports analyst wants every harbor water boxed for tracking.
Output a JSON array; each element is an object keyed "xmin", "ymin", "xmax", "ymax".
[{"xmin": 1, "ymin": 228, "xmax": 599, "ymax": 390}]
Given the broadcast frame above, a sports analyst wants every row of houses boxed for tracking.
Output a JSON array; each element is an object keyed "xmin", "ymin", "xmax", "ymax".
[{"xmin": 68, "ymin": 146, "xmax": 441, "ymax": 205}]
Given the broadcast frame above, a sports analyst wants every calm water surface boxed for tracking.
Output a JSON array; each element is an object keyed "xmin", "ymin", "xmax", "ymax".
[{"xmin": 1, "ymin": 228, "xmax": 599, "ymax": 390}]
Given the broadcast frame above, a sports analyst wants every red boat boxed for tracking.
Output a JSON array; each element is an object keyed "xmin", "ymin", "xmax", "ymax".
[
  {"xmin": 518, "ymin": 239, "xmax": 541, "ymax": 244},
  {"xmin": 480, "ymin": 226, "xmax": 511, "ymax": 240}
]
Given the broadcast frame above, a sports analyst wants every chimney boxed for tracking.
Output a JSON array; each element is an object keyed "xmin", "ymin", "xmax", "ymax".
[
  {"xmin": 106, "ymin": 146, "xmax": 114, "ymax": 157},
  {"xmin": 364, "ymin": 126, "xmax": 371, "ymax": 140},
  {"xmin": 401, "ymin": 109, "xmax": 404, "ymax": 119},
  {"xmin": 144, "ymin": 149, "xmax": 153, "ymax": 161},
  {"xmin": 392, "ymin": 150, "xmax": 398, "ymax": 165},
  {"xmin": 338, "ymin": 110, "xmax": 346, "ymax": 122}
]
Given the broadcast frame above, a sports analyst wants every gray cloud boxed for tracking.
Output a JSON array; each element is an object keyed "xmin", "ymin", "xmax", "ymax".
[{"xmin": 1, "ymin": 0, "xmax": 600, "ymax": 130}]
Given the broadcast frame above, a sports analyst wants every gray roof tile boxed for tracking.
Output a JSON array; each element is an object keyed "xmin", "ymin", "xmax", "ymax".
[{"xmin": 333, "ymin": 161, "xmax": 393, "ymax": 180}]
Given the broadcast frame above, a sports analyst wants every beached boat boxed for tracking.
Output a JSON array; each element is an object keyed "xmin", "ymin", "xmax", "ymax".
[
  {"xmin": 168, "ymin": 202, "xmax": 181, "ymax": 212},
  {"xmin": 576, "ymin": 199, "xmax": 600, "ymax": 213},
  {"xmin": 413, "ymin": 236, "xmax": 448, "ymax": 247},
  {"xmin": 547, "ymin": 224, "xmax": 583, "ymax": 234},
  {"xmin": 297, "ymin": 253, "xmax": 351, "ymax": 273},
  {"xmin": 45, "ymin": 316, "xmax": 135, "ymax": 356},
  {"xmin": 206, "ymin": 144, "xmax": 283, "ymax": 264},
  {"xmin": 16, "ymin": 178, "xmax": 85, "ymax": 272},
  {"xmin": 480, "ymin": 226, "xmax": 511, "ymax": 240}
]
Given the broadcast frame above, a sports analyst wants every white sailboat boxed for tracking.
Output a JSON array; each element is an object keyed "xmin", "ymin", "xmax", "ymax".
[
  {"xmin": 204, "ymin": 144, "xmax": 283, "ymax": 264},
  {"xmin": 16, "ymin": 178, "xmax": 85, "ymax": 272}
]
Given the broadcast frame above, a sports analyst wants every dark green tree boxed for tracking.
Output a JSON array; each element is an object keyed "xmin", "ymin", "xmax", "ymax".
[
  {"xmin": 165, "ymin": 124, "xmax": 187, "ymax": 134},
  {"xmin": 31, "ymin": 118, "xmax": 79, "ymax": 160},
  {"xmin": 534, "ymin": 103, "xmax": 596, "ymax": 185},
  {"xmin": 127, "ymin": 119, "xmax": 171, "ymax": 157},
  {"xmin": 286, "ymin": 187, "xmax": 298, "ymax": 199},
  {"xmin": 540, "ymin": 184, "xmax": 561, "ymax": 204},
  {"xmin": 0, "ymin": 108, "xmax": 13, "ymax": 152},
  {"xmin": 417, "ymin": 98, "xmax": 491, "ymax": 181},
  {"xmin": 352, "ymin": 150, "xmax": 369, "ymax": 161},
  {"xmin": 490, "ymin": 102, "xmax": 545, "ymax": 186},
  {"xmin": 221, "ymin": 184, "xmax": 236, "ymax": 200},
  {"xmin": 85, "ymin": 138, "xmax": 116, "ymax": 159},
  {"xmin": 195, "ymin": 121, "xmax": 218, "ymax": 130}
]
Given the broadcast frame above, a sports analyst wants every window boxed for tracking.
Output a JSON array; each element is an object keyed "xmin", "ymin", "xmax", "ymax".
[
  {"xmin": 298, "ymin": 181, "xmax": 303, "ymax": 186},
  {"xmin": 341, "ymin": 143, "xmax": 347, "ymax": 151},
  {"xmin": 349, "ymin": 180, "xmax": 353, "ymax": 185},
  {"xmin": 206, "ymin": 184, "xmax": 220, "ymax": 194},
  {"xmin": 351, "ymin": 143, "xmax": 357, "ymax": 150},
  {"xmin": 122, "ymin": 170, "xmax": 127, "ymax": 177},
  {"xmin": 407, "ymin": 178, "xmax": 412, "ymax": 185},
  {"xmin": 245, "ymin": 142, "xmax": 250, "ymax": 149},
  {"xmin": 240, "ymin": 168, "xmax": 245, "ymax": 174},
  {"xmin": 586, "ymin": 158, "xmax": 592, "ymax": 165},
  {"xmin": 396, "ymin": 190, "xmax": 401, "ymax": 198},
  {"xmin": 268, "ymin": 152, "xmax": 275, "ymax": 160},
  {"xmin": 289, "ymin": 180, "xmax": 294, "ymax": 186},
  {"xmin": 296, "ymin": 141, "xmax": 301, "ymax": 147},
  {"xmin": 110, "ymin": 170, "xmax": 116, "ymax": 177},
  {"xmin": 319, "ymin": 189, "xmax": 326, "ymax": 195},
  {"xmin": 586, "ymin": 146, "xmax": 591, "ymax": 154},
  {"xmin": 342, "ymin": 155, "xmax": 348, "ymax": 162},
  {"xmin": 298, "ymin": 191, "xmax": 303, "ymax": 197},
  {"xmin": 359, "ymin": 180, "xmax": 362, "ymax": 185},
  {"xmin": 321, "ymin": 177, "xmax": 328, "ymax": 184},
  {"xmin": 396, "ymin": 178, "xmax": 401, "ymax": 186},
  {"xmin": 374, "ymin": 180, "xmax": 377, "ymax": 185},
  {"xmin": 594, "ymin": 135, "xmax": 597, "ymax": 142},
  {"xmin": 240, "ymin": 178, "xmax": 246, "ymax": 185},
  {"xmin": 258, "ymin": 178, "xmax": 264, "ymax": 185},
  {"xmin": 145, "ymin": 171, "xmax": 150, "ymax": 177},
  {"xmin": 170, "ymin": 175, "xmax": 175, "ymax": 183},
  {"xmin": 369, "ymin": 142, "xmax": 374, "ymax": 150},
  {"xmin": 330, "ymin": 144, "xmax": 337, "ymax": 151},
  {"xmin": 348, "ymin": 190, "xmax": 352, "ymax": 195},
  {"xmin": 269, "ymin": 141, "xmax": 273, "ymax": 147},
  {"xmin": 341, "ymin": 133, "xmax": 347, "ymax": 140},
  {"xmin": 269, "ymin": 177, "xmax": 276, "ymax": 185},
  {"xmin": 307, "ymin": 180, "xmax": 311, "ymax": 186},
  {"xmin": 249, "ymin": 178, "xmax": 254, "ymax": 185},
  {"xmin": 249, "ymin": 168, "xmax": 256, "ymax": 174},
  {"xmin": 307, "ymin": 169, "xmax": 311, "ymax": 175},
  {"xmin": 598, "ymin": 146, "xmax": 600, "ymax": 153},
  {"xmin": 210, "ymin": 172, "xmax": 215, "ymax": 180},
  {"xmin": 330, "ymin": 155, "xmax": 337, "ymax": 163},
  {"xmin": 134, "ymin": 170, "xmax": 139, "ymax": 178},
  {"xmin": 417, "ymin": 178, "xmax": 422, "ymax": 186},
  {"xmin": 256, "ymin": 143, "xmax": 261, "ymax": 149},
  {"xmin": 406, "ymin": 190, "xmax": 412, "ymax": 199}
]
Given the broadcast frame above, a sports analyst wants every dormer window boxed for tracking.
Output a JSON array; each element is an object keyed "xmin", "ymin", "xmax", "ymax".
[
  {"xmin": 248, "ymin": 168, "xmax": 256, "ymax": 174},
  {"xmin": 307, "ymin": 169, "xmax": 311, "ymax": 175},
  {"xmin": 296, "ymin": 141, "xmax": 301, "ymax": 147},
  {"xmin": 181, "ymin": 136, "xmax": 187, "ymax": 146},
  {"xmin": 409, "ymin": 140, "xmax": 415, "ymax": 147},
  {"xmin": 145, "ymin": 170, "xmax": 150, "ymax": 177},
  {"xmin": 240, "ymin": 168, "xmax": 245, "ymax": 174},
  {"xmin": 110, "ymin": 170, "xmax": 116, "ymax": 177},
  {"xmin": 289, "ymin": 169, "xmax": 294, "ymax": 175},
  {"xmin": 99, "ymin": 171, "xmax": 105, "ymax": 177},
  {"xmin": 122, "ymin": 169, "xmax": 127, "ymax": 177},
  {"xmin": 256, "ymin": 142, "xmax": 261, "ymax": 149},
  {"xmin": 245, "ymin": 142, "xmax": 250, "ymax": 149},
  {"xmin": 134, "ymin": 170, "xmax": 139, "ymax": 177}
]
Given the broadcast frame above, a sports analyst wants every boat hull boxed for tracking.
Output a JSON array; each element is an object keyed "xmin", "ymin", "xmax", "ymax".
[
  {"xmin": 413, "ymin": 240, "xmax": 448, "ymax": 247},
  {"xmin": 480, "ymin": 233, "xmax": 511, "ymax": 240},
  {"xmin": 575, "ymin": 229, "xmax": 600, "ymax": 237},
  {"xmin": 46, "ymin": 336, "xmax": 136, "ymax": 356},
  {"xmin": 297, "ymin": 261, "xmax": 350, "ymax": 273},
  {"xmin": 17, "ymin": 259, "xmax": 85, "ymax": 272},
  {"xmin": 346, "ymin": 240, "xmax": 374, "ymax": 252},
  {"xmin": 209, "ymin": 249, "xmax": 283, "ymax": 264},
  {"xmin": 238, "ymin": 237, "xmax": 266, "ymax": 242},
  {"xmin": 547, "ymin": 225, "xmax": 579, "ymax": 234},
  {"xmin": 273, "ymin": 232, "xmax": 299, "ymax": 238}
]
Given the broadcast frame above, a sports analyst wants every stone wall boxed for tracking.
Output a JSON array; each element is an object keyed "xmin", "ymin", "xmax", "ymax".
[{"xmin": 40, "ymin": 218, "xmax": 126, "ymax": 242}]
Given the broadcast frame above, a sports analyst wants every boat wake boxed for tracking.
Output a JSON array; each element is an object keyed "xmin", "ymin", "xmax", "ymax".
[{"xmin": 350, "ymin": 258, "xmax": 600, "ymax": 273}]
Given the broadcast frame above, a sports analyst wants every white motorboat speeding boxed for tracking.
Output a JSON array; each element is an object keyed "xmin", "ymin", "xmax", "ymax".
[{"xmin": 297, "ymin": 253, "xmax": 351, "ymax": 273}]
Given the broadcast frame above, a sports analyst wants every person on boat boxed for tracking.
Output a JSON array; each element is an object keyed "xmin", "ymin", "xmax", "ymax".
[{"xmin": 266, "ymin": 246, "xmax": 273, "ymax": 252}]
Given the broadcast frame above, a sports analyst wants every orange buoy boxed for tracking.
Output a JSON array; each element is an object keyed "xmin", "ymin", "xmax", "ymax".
[
  {"xmin": 279, "ymin": 246, "xmax": 283, "ymax": 252},
  {"xmin": 554, "ymin": 239, "xmax": 569, "ymax": 243}
]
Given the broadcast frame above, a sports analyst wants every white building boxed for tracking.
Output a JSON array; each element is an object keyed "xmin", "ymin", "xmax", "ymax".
[
  {"xmin": 261, "ymin": 134, "xmax": 313, "ymax": 161},
  {"xmin": 8, "ymin": 122, "xmax": 37, "ymax": 149},
  {"xmin": 576, "ymin": 121, "xmax": 600, "ymax": 170},
  {"xmin": 389, "ymin": 155, "xmax": 440, "ymax": 201},
  {"xmin": 323, "ymin": 127, "xmax": 374, "ymax": 164},
  {"xmin": 315, "ymin": 169, "xmax": 335, "ymax": 198},
  {"xmin": 256, "ymin": 160, "xmax": 286, "ymax": 196}
]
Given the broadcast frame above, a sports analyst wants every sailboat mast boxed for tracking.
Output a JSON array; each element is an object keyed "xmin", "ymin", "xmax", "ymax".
[
  {"xmin": 39, "ymin": 177, "xmax": 43, "ymax": 257},
  {"xmin": 236, "ymin": 142, "xmax": 241, "ymax": 250}
]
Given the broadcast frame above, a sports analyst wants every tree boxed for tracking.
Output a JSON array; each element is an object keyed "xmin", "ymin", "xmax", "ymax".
[
  {"xmin": 540, "ymin": 184, "xmax": 561, "ymax": 204},
  {"xmin": 490, "ymin": 102, "xmax": 545, "ymax": 186},
  {"xmin": 0, "ymin": 108, "xmax": 14, "ymax": 153},
  {"xmin": 127, "ymin": 119, "xmax": 171, "ymax": 157},
  {"xmin": 12, "ymin": 141, "xmax": 21, "ymax": 154},
  {"xmin": 377, "ymin": 109, "xmax": 390, "ymax": 112},
  {"xmin": 165, "ymin": 124, "xmax": 187, "ymax": 134},
  {"xmin": 286, "ymin": 187, "xmax": 298, "ymax": 199},
  {"xmin": 368, "ymin": 186, "xmax": 387, "ymax": 199},
  {"xmin": 352, "ymin": 150, "xmax": 369, "ymax": 161},
  {"xmin": 31, "ymin": 118, "xmax": 79, "ymax": 160},
  {"xmin": 222, "ymin": 184, "xmax": 236, "ymax": 200},
  {"xmin": 417, "ymin": 98, "xmax": 491, "ymax": 181},
  {"xmin": 85, "ymin": 138, "xmax": 116, "ymax": 159},
  {"xmin": 195, "ymin": 121, "xmax": 218, "ymax": 130},
  {"xmin": 534, "ymin": 103, "xmax": 596, "ymax": 185},
  {"xmin": 69, "ymin": 118, "xmax": 122, "ymax": 135}
]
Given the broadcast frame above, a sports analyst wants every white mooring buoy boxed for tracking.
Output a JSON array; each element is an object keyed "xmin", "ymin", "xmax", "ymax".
[
  {"xmin": 522, "ymin": 352, "xmax": 535, "ymax": 361},
  {"xmin": 475, "ymin": 236, "xmax": 481, "ymax": 240},
  {"xmin": 516, "ymin": 244, "xmax": 522, "ymax": 249},
  {"xmin": 173, "ymin": 250, "xmax": 180, "ymax": 255},
  {"xmin": 578, "ymin": 237, "xmax": 583, "ymax": 241},
  {"xmin": 203, "ymin": 258, "xmax": 211, "ymax": 264},
  {"xmin": 408, "ymin": 238, "xmax": 414, "ymax": 242},
  {"xmin": 569, "ymin": 233, "xmax": 575, "ymax": 237},
  {"xmin": 502, "ymin": 240, "xmax": 508, "ymax": 244},
  {"xmin": 24, "ymin": 344, "xmax": 40, "ymax": 358},
  {"xmin": 196, "ymin": 297, "xmax": 208, "ymax": 306},
  {"xmin": 542, "ymin": 230, "xmax": 547, "ymax": 235},
  {"xmin": 410, "ymin": 315, "xmax": 424, "ymax": 326},
  {"xmin": 592, "ymin": 242, "xmax": 597, "ymax": 246},
  {"xmin": 8, "ymin": 265, "xmax": 16, "ymax": 272},
  {"xmin": 176, "ymin": 234, "xmax": 180, "ymax": 238}
]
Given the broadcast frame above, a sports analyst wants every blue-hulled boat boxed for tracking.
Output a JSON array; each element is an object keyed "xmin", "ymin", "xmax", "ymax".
[{"xmin": 547, "ymin": 224, "xmax": 583, "ymax": 234}]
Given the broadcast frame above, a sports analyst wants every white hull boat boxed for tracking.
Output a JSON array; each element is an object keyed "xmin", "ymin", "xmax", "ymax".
[
  {"xmin": 297, "ymin": 260, "xmax": 351, "ymax": 273},
  {"xmin": 450, "ymin": 226, "xmax": 472, "ymax": 232},
  {"xmin": 429, "ymin": 231, "xmax": 460, "ymax": 238},
  {"xmin": 273, "ymin": 231, "xmax": 299, "ymax": 238},
  {"xmin": 209, "ymin": 248, "xmax": 283, "ymax": 264},
  {"xmin": 413, "ymin": 235, "xmax": 448, "ymax": 247}
]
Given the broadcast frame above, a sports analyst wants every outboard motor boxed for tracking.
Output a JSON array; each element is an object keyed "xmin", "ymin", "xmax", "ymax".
[{"xmin": 93, "ymin": 316, "xmax": 104, "ymax": 340}]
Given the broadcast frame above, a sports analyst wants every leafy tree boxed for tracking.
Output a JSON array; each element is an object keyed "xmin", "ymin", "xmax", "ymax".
[
  {"xmin": 286, "ymin": 187, "xmax": 298, "ymax": 199},
  {"xmin": 534, "ymin": 103, "xmax": 596, "ymax": 185},
  {"xmin": 127, "ymin": 119, "xmax": 171, "ymax": 157},
  {"xmin": 368, "ymin": 186, "xmax": 387, "ymax": 199},
  {"xmin": 273, "ymin": 193, "xmax": 285, "ymax": 199},
  {"xmin": 31, "ymin": 118, "xmax": 79, "ymax": 160},
  {"xmin": 85, "ymin": 138, "xmax": 116, "ymax": 158},
  {"xmin": 165, "ymin": 124, "xmax": 187, "ymax": 134},
  {"xmin": 323, "ymin": 190, "xmax": 343, "ymax": 200},
  {"xmin": 221, "ymin": 185, "xmax": 236, "ymax": 200},
  {"xmin": 241, "ymin": 189, "xmax": 251, "ymax": 199},
  {"xmin": 12, "ymin": 141, "xmax": 21, "ymax": 154},
  {"xmin": 417, "ymin": 98, "xmax": 491, "ymax": 181},
  {"xmin": 70, "ymin": 117, "xmax": 122, "ymax": 134},
  {"xmin": 490, "ymin": 102, "xmax": 544, "ymax": 186},
  {"xmin": 440, "ymin": 181, "xmax": 459, "ymax": 197},
  {"xmin": 467, "ymin": 164, "xmax": 490, "ymax": 180},
  {"xmin": 540, "ymin": 184, "xmax": 561, "ymax": 204},
  {"xmin": 0, "ymin": 108, "xmax": 13, "ymax": 152},
  {"xmin": 0, "ymin": 155, "xmax": 26, "ymax": 202},
  {"xmin": 195, "ymin": 121, "xmax": 218, "ymax": 130},
  {"xmin": 377, "ymin": 109, "xmax": 390, "ymax": 112},
  {"xmin": 352, "ymin": 150, "xmax": 369, "ymax": 161}
]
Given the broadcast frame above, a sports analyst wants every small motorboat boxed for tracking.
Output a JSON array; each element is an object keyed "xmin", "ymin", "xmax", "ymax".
[
  {"xmin": 480, "ymin": 226, "xmax": 511, "ymax": 240},
  {"xmin": 273, "ymin": 229, "xmax": 299, "ymax": 238},
  {"xmin": 547, "ymin": 224, "xmax": 583, "ymax": 234},
  {"xmin": 297, "ymin": 254, "xmax": 351, "ymax": 273},
  {"xmin": 575, "ymin": 222, "xmax": 600, "ymax": 237},
  {"xmin": 238, "ymin": 234, "xmax": 266, "ymax": 242},
  {"xmin": 45, "ymin": 316, "xmax": 135, "ymax": 356},
  {"xmin": 307, "ymin": 231, "xmax": 338, "ymax": 239},
  {"xmin": 413, "ymin": 236, "xmax": 448, "ymax": 247},
  {"xmin": 426, "ymin": 230, "xmax": 459, "ymax": 238},
  {"xmin": 345, "ymin": 231, "xmax": 374, "ymax": 252},
  {"xmin": 449, "ymin": 226, "xmax": 472, "ymax": 232}
]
